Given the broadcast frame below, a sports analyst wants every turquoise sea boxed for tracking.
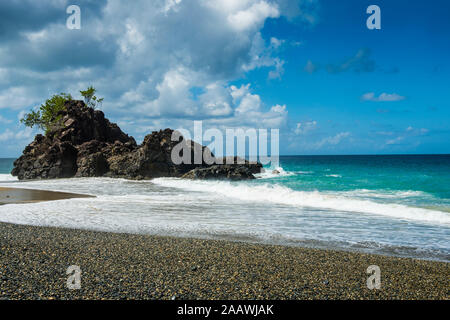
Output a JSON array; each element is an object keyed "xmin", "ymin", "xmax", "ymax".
[
  {"xmin": 0, "ymin": 158, "xmax": 14, "ymax": 174},
  {"xmin": 0, "ymin": 155, "xmax": 449, "ymax": 261},
  {"xmin": 263, "ymin": 155, "xmax": 450, "ymax": 213}
]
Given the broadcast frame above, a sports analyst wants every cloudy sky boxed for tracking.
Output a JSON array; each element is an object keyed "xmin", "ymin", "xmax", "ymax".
[{"xmin": 0, "ymin": 0, "xmax": 449, "ymax": 157}]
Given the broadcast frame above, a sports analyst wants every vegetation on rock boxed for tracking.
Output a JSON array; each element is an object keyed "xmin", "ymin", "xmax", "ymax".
[
  {"xmin": 20, "ymin": 93, "xmax": 72, "ymax": 134},
  {"xmin": 80, "ymin": 86, "xmax": 103, "ymax": 110},
  {"xmin": 20, "ymin": 86, "xmax": 103, "ymax": 134}
]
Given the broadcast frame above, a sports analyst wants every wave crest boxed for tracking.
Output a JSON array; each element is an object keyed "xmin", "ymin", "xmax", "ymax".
[{"xmin": 152, "ymin": 178, "xmax": 450, "ymax": 225}]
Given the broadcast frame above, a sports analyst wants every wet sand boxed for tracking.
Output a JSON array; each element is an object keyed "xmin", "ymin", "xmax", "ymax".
[
  {"xmin": 0, "ymin": 187, "xmax": 94, "ymax": 205},
  {"xmin": 0, "ymin": 222, "xmax": 448, "ymax": 300}
]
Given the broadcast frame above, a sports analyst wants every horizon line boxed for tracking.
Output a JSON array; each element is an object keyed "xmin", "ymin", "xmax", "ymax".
[{"xmin": 2, "ymin": 153, "xmax": 450, "ymax": 160}]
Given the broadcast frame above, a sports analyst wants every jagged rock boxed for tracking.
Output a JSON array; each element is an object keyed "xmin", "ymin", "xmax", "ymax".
[
  {"xmin": 12, "ymin": 135, "xmax": 78, "ymax": 180},
  {"xmin": 12, "ymin": 100, "xmax": 262, "ymax": 181},
  {"xmin": 181, "ymin": 165, "xmax": 256, "ymax": 180},
  {"xmin": 51, "ymin": 100, "xmax": 135, "ymax": 146},
  {"xmin": 214, "ymin": 156, "xmax": 263, "ymax": 174},
  {"xmin": 12, "ymin": 100, "xmax": 134, "ymax": 180},
  {"xmin": 105, "ymin": 129, "xmax": 212, "ymax": 179}
]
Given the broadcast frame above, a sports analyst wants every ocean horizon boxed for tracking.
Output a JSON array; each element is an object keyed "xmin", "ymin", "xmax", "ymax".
[{"xmin": 1, "ymin": 154, "xmax": 449, "ymax": 262}]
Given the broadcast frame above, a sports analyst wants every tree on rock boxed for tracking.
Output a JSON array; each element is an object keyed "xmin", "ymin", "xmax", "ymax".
[
  {"xmin": 20, "ymin": 87, "xmax": 104, "ymax": 135},
  {"xmin": 20, "ymin": 92, "xmax": 73, "ymax": 134},
  {"xmin": 80, "ymin": 86, "xmax": 103, "ymax": 110}
]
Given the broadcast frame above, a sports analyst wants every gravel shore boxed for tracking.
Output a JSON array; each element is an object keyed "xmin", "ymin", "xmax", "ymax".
[{"xmin": 0, "ymin": 222, "xmax": 448, "ymax": 300}]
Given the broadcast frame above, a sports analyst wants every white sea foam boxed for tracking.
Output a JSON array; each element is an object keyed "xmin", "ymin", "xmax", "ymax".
[
  {"xmin": 0, "ymin": 176, "xmax": 448, "ymax": 261},
  {"xmin": 342, "ymin": 189, "xmax": 430, "ymax": 199},
  {"xmin": 295, "ymin": 171, "xmax": 313, "ymax": 174},
  {"xmin": 255, "ymin": 167, "xmax": 295, "ymax": 179},
  {"xmin": 0, "ymin": 174, "xmax": 18, "ymax": 182},
  {"xmin": 326, "ymin": 174, "xmax": 342, "ymax": 178},
  {"xmin": 152, "ymin": 178, "xmax": 450, "ymax": 225}
]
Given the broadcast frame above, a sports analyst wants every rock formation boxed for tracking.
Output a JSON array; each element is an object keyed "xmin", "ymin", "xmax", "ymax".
[
  {"xmin": 181, "ymin": 165, "xmax": 256, "ymax": 180},
  {"xmin": 12, "ymin": 100, "xmax": 262, "ymax": 180}
]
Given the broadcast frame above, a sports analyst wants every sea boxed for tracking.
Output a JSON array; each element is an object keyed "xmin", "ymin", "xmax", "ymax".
[{"xmin": 0, "ymin": 155, "xmax": 449, "ymax": 262}]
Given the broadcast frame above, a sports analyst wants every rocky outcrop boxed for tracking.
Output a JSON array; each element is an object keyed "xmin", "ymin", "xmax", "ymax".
[
  {"xmin": 105, "ymin": 128, "xmax": 211, "ymax": 179},
  {"xmin": 12, "ymin": 100, "xmax": 262, "ymax": 181},
  {"xmin": 181, "ymin": 165, "xmax": 256, "ymax": 180},
  {"xmin": 12, "ymin": 100, "xmax": 136, "ymax": 180},
  {"xmin": 11, "ymin": 134, "xmax": 79, "ymax": 180},
  {"xmin": 213, "ymin": 156, "xmax": 263, "ymax": 174}
]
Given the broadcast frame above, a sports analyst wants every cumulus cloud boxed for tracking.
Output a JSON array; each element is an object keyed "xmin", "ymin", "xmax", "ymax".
[
  {"xmin": 362, "ymin": 92, "xmax": 406, "ymax": 102},
  {"xmin": 0, "ymin": 1, "xmax": 318, "ymax": 134},
  {"xmin": 227, "ymin": 1, "xmax": 280, "ymax": 31}
]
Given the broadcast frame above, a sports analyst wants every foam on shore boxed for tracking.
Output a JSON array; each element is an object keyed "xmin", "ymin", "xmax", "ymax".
[{"xmin": 152, "ymin": 178, "xmax": 450, "ymax": 226}]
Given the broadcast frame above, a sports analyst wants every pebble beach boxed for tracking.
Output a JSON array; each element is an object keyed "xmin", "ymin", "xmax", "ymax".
[{"xmin": 0, "ymin": 222, "xmax": 448, "ymax": 300}]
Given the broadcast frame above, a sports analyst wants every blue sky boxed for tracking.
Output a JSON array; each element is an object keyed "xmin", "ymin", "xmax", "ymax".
[{"xmin": 0, "ymin": 0, "xmax": 449, "ymax": 157}]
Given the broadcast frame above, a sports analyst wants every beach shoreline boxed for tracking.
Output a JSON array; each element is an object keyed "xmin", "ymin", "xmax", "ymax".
[
  {"xmin": 0, "ymin": 187, "xmax": 94, "ymax": 205},
  {"xmin": 0, "ymin": 222, "xmax": 448, "ymax": 300}
]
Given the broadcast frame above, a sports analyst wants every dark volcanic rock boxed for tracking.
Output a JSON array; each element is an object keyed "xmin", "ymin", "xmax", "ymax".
[
  {"xmin": 106, "ymin": 129, "xmax": 211, "ymax": 179},
  {"xmin": 181, "ymin": 165, "xmax": 256, "ymax": 181},
  {"xmin": 12, "ymin": 100, "xmax": 259, "ymax": 181},
  {"xmin": 214, "ymin": 156, "xmax": 263, "ymax": 174},
  {"xmin": 54, "ymin": 100, "xmax": 135, "ymax": 146},
  {"xmin": 12, "ymin": 100, "xmax": 135, "ymax": 180},
  {"xmin": 12, "ymin": 135, "xmax": 78, "ymax": 180}
]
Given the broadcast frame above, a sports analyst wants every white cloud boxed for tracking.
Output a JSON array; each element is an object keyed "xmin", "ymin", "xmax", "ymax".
[
  {"xmin": 386, "ymin": 136, "xmax": 404, "ymax": 145},
  {"xmin": 294, "ymin": 120, "xmax": 317, "ymax": 135},
  {"xmin": 315, "ymin": 132, "xmax": 350, "ymax": 149},
  {"xmin": 163, "ymin": 0, "xmax": 183, "ymax": 13},
  {"xmin": 268, "ymin": 58, "xmax": 285, "ymax": 80},
  {"xmin": 0, "ymin": 87, "xmax": 40, "ymax": 110},
  {"xmin": 0, "ymin": 127, "xmax": 34, "ymax": 142},
  {"xmin": 0, "ymin": 0, "xmax": 319, "ymax": 153},
  {"xmin": 0, "ymin": 129, "xmax": 13, "ymax": 142},
  {"xmin": 362, "ymin": 92, "xmax": 406, "ymax": 102},
  {"xmin": 384, "ymin": 126, "xmax": 429, "ymax": 146},
  {"xmin": 227, "ymin": 1, "xmax": 280, "ymax": 31},
  {"xmin": 270, "ymin": 37, "xmax": 285, "ymax": 49}
]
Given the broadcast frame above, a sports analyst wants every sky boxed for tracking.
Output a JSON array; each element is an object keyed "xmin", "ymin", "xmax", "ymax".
[{"xmin": 0, "ymin": 0, "xmax": 449, "ymax": 157}]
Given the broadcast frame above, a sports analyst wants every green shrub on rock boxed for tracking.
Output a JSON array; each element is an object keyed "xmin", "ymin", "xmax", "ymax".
[
  {"xmin": 20, "ymin": 93, "xmax": 72, "ymax": 134},
  {"xmin": 20, "ymin": 86, "xmax": 104, "ymax": 135}
]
